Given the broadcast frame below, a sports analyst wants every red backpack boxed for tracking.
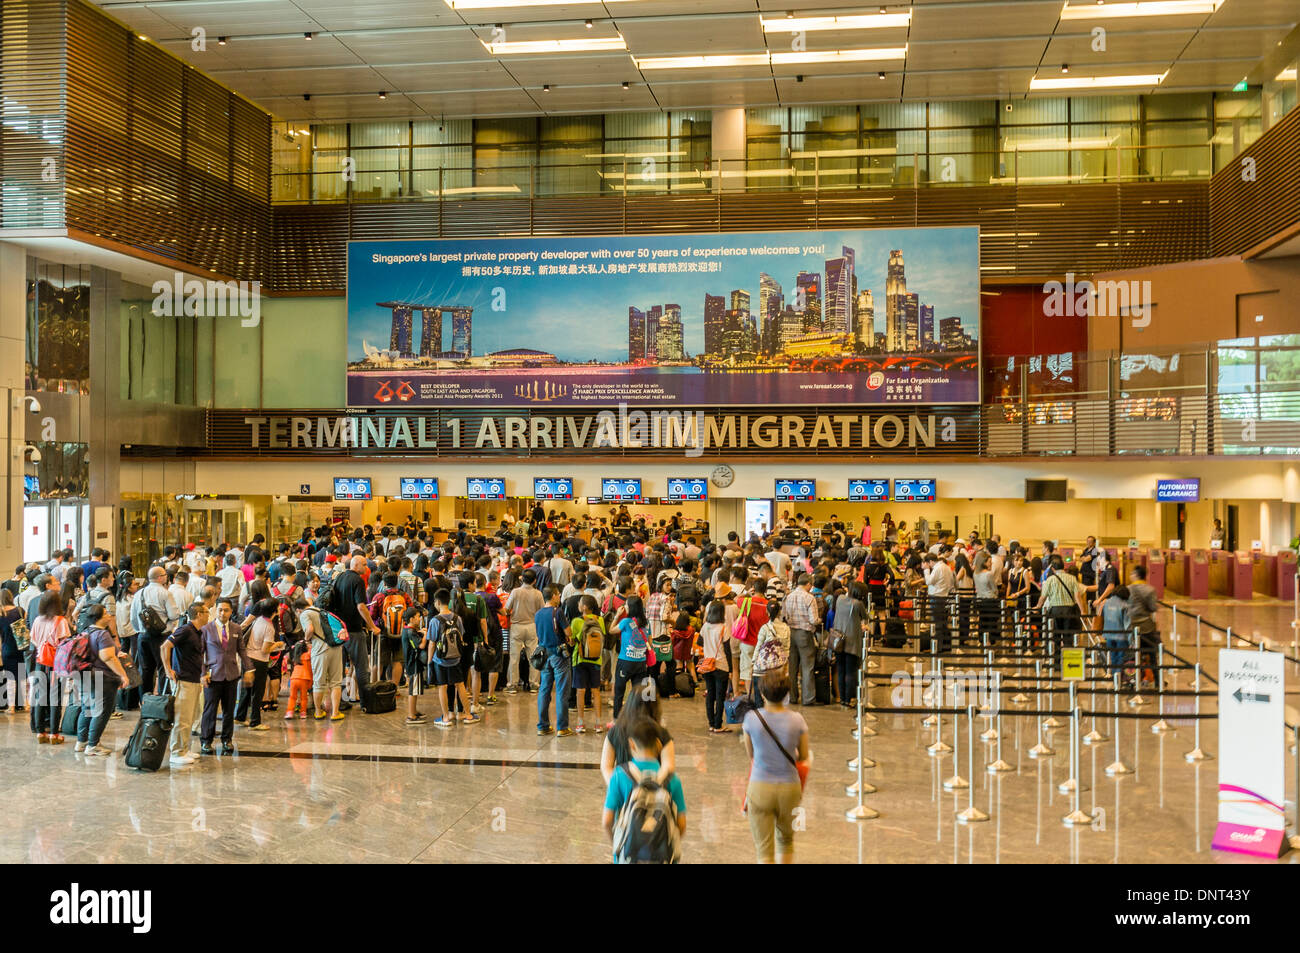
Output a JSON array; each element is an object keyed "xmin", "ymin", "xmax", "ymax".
[{"xmin": 377, "ymin": 589, "xmax": 410, "ymax": 638}]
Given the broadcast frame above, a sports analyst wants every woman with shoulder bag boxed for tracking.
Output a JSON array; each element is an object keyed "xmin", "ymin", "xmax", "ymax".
[
  {"xmin": 0, "ymin": 590, "xmax": 26, "ymax": 714},
  {"xmin": 742, "ymin": 672, "xmax": 810, "ymax": 864},
  {"xmin": 830, "ymin": 582, "xmax": 867, "ymax": 708},
  {"xmin": 30, "ymin": 591, "xmax": 72, "ymax": 743}
]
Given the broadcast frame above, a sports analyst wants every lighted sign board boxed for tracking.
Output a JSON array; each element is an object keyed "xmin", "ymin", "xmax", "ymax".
[
  {"xmin": 1156, "ymin": 478, "xmax": 1200, "ymax": 502},
  {"xmin": 775, "ymin": 479, "xmax": 816, "ymax": 502},
  {"xmin": 602, "ymin": 478, "xmax": 642, "ymax": 502},
  {"xmin": 848, "ymin": 479, "xmax": 890, "ymax": 502},
  {"xmin": 665, "ymin": 477, "xmax": 708, "ymax": 502},
  {"xmin": 533, "ymin": 477, "xmax": 573, "ymax": 500},
  {"xmin": 466, "ymin": 477, "xmax": 506, "ymax": 500},
  {"xmin": 399, "ymin": 477, "xmax": 439, "ymax": 500},
  {"xmin": 892, "ymin": 478, "xmax": 936, "ymax": 502},
  {"xmin": 333, "ymin": 477, "xmax": 372, "ymax": 501}
]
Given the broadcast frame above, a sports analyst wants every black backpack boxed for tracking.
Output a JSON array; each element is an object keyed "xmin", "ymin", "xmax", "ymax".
[
  {"xmin": 611, "ymin": 766, "xmax": 682, "ymax": 864},
  {"xmin": 315, "ymin": 573, "xmax": 339, "ymax": 612}
]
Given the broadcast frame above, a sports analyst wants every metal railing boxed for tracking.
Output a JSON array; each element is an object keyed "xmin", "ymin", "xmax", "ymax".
[{"xmin": 270, "ymin": 143, "xmax": 1219, "ymax": 206}]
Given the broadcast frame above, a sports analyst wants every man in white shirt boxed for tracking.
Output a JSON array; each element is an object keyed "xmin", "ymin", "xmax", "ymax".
[
  {"xmin": 923, "ymin": 553, "xmax": 956, "ymax": 651},
  {"xmin": 133, "ymin": 566, "xmax": 180, "ymax": 695},
  {"xmin": 217, "ymin": 554, "xmax": 244, "ymax": 600},
  {"xmin": 170, "ymin": 570, "xmax": 196, "ymax": 618},
  {"xmin": 764, "ymin": 545, "xmax": 792, "ymax": 582}
]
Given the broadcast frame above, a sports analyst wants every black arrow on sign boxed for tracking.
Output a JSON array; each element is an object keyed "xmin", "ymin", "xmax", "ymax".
[{"xmin": 1232, "ymin": 687, "xmax": 1271, "ymax": 704}]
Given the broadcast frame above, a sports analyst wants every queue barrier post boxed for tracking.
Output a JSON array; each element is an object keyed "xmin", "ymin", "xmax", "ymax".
[
  {"xmin": 942, "ymin": 678, "xmax": 969, "ymax": 791},
  {"xmin": 987, "ymin": 669, "xmax": 1013, "ymax": 773},
  {"xmin": 1151, "ymin": 642, "xmax": 1170, "ymax": 733},
  {"xmin": 1105, "ymin": 670, "xmax": 1133, "ymax": 776},
  {"xmin": 1028, "ymin": 660, "xmax": 1055, "ymax": 759},
  {"xmin": 845, "ymin": 658, "xmax": 880, "ymax": 820},
  {"xmin": 1058, "ymin": 680, "xmax": 1087, "ymax": 795},
  {"xmin": 1183, "ymin": 663, "xmax": 1213, "ymax": 763},
  {"xmin": 927, "ymin": 663, "xmax": 952, "ymax": 756},
  {"xmin": 955, "ymin": 705, "xmax": 989, "ymax": 823}
]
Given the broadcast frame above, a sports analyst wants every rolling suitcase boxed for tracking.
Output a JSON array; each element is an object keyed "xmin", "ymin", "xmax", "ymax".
[
  {"xmin": 123, "ymin": 718, "xmax": 169, "ymax": 771},
  {"xmin": 674, "ymin": 670, "xmax": 696, "ymax": 698},
  {"xmin": 883, "ymin": 617, "xmax": 908, "ymax": 649},
  {"xmin": 61, "ymin": 702, "xmax": 82, "ymax": 736},
  {"xmin": 361, "ymin": 630, "xmax": 396, "ymax": 713},
  {"xmin": 813, "ymin": 659, "xmax": 832, "ymax": 704}
]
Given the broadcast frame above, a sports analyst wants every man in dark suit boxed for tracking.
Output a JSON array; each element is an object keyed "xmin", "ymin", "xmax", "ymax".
[{"xmin": 199, "ymin": 598, "xmax": 249, "ymax": 756}]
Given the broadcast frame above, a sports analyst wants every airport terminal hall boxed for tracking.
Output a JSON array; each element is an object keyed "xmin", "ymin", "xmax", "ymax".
[{"xmin": 4, "ymin": 0, "xmax": 1300, "ymax": 899}]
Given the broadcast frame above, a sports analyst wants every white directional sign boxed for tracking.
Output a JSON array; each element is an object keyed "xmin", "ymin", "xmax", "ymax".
[{"xmin": 1212, "ymin": 648, "xmax": 1287, "ymax": 857}]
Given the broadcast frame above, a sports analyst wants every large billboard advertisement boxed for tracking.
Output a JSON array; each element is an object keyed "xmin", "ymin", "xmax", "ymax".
[{"xmin": 346, "ymin": 226, "xmax": 979, "ymax": 407}]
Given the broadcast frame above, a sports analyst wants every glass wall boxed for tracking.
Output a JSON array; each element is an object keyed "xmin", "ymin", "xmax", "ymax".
[
  {"xmin": 272, "ymin": 92, "xmax": 1262, "ymax": 202},
  {"xmin": 26, "ymin": 260, "xmax": 90, "ymax": 393}
]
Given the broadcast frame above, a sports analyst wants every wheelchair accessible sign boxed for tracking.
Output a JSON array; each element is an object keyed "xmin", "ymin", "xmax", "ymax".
[{"xmin": 1212, "ymin": 648, "xmax": 1288, "ymax": 857}]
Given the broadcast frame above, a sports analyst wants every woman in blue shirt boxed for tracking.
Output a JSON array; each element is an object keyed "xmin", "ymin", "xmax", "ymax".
[{"xmin": 611, "ymin": 595, "xmax": 650, "ymax": 719}]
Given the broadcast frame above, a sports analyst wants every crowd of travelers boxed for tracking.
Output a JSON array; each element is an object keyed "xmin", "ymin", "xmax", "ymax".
[{"xmin": 0, "ymin": 506, "xmax": 1160, "ymax": 863}]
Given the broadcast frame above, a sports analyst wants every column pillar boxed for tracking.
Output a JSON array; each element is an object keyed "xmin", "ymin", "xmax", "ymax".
[
  {"xmin": 712, "ymin": 108, "xmax": 746, "ymax": 190},
  {"xmin": 88, "ymin": 265, "xmax": 122, "ymax": 559},
  {"xmin": 0, "ymin": 243, "xmax": 26, "ymax": 571}
]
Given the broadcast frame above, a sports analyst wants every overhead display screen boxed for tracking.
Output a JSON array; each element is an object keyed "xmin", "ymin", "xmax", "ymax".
[
  {"xmin": 775, "ymin": 479, "xmax": 816, "ymax": 502},
  {"xmin": 665, "ymin": 477, "xmax": 708, "ymax": 502},
  {"xmin": 1156, "ymin": 478, "xmax": 1200, "ymax": 502},
  {"xmin": 466, "ymin": 477, "xmax": 506, "ymax": 500},
  {"xmin": 533, "ymin": 477, "xmax": 574, "ymax": 500},
  {"xmin": 848, "ymin": 479, "xmax": 891, "ymax": 503},
  {"xmin": 891, "ymin": 478, "xmax": 936, "ymax": 502},
  {"xmin": 333, "ymin": 477, "xmax": 372, "ymax": 501},
  {"xmin": 602, "ymin": 478, "xmax": 642, "ymax": 502},
  {"xmin": 399, "ymin": 477, "xmax": 439, "ymax": 500}
]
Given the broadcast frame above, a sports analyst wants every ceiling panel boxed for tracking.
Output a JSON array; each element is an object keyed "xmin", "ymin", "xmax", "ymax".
[
  {"xmin": 907, "ymin": 38, "xmax": 1046, "ymax": 71},
  {"xmin": 618, "ymin": 17, "xmax": 769, "ymax": 55},
  {"xmin": 86, "ymin": 0, "xmax": 1300, "ymax": 118},
  {"xmin": 497, "ymin": 54, "xmax": 640, "ymax": 85},
  {"xmin": 650, "ymin": 78, "xmax": 778, "ymax": 107}
]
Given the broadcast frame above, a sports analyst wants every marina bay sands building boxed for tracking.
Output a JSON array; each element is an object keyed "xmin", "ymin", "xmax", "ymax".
[{"xmin": 377, "ymin": 303, "xmax": 474, "ymax": 358}]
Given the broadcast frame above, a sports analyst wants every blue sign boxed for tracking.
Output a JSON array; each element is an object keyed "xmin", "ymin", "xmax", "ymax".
[
  {"xmin": 891, "ymin": 478, "xmax": 935, "ymax": 502},
  {"xmin": 666, "ymin": 477, "xmax": 708, "ymax": 502},
  {"xmin": 333, "ymin": 477, "xmax": 372, "ymax": 501},
  {"xmin": 466, "ymin": 477, "xmax": 506, "ymax": 500},
  {"xmin": 848, "ymin": 479, "xmax": 891, "ymax": 503},
  {"xmin": 299, "ymin": 484, "xmax": 311, "ymax": 495},
  {"xmin": 1156, "ymin": 478, "xmax": 1199, "ymax": 502},
  {"xmin": 775, "ymin": 479, "xmax": 816, "ymax": 502},
  {"xmin": 602, "ymin": 478, "xmax": 642, "ymax": 502},
  {"xmin": 533, "ymin": 477, "xmax": 573, "ymax": 500},
  {"xmin": 399, "ymin": 477, "xmax": 439, "ymax": 500}
]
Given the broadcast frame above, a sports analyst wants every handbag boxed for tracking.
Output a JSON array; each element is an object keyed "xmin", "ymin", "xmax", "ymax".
[
  {"xmin": 645, "ymin": 644, "xmax": 657, "ymax": 667},
  {"xmin": 10, "ymin": 613, "xmax": 30, "ymax": 651},
  {"xmin": 753, "ymin": 708, "xmax": 809, "ymax": 791},
  {"xmin": 118, "ymin": 655, "xmax": 143, "ymax": 689},
  {"xmin": 529, "ymin": 644, "xmax": 547, "ymax": 670},
  {"xmin": 696, "ymin": 655, "xmax": 717, "ymax": 674}
]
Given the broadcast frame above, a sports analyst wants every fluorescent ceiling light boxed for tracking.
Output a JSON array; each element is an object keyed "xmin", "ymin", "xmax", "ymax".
[
  {"xmin": 448, "ymin": 0, "xmax": 637, "ymax": 7},
  {"xmin": 636, "ymin": 47, "xmax": 905, "ymax": 69},
  {"xmin": 791, "ymin": 147, "xmax": 898, "ymax": 158},
  {"xmin": 760, "ymin": 13, "xmax": 911, "ymax": 32},
  {"xmin": 429, "ymin": 185, "xmax": 523, "ymax": 196},
  {"xmin": 483, "ymin": 37, "xmax": 626, "ymax": 54},
  {"xmin": 1030, "ymin": 71, "xmax": 1166, "ymax": 90},
  {"xmin": 1059, "ymin": 1, "xmax": 1224, "ymax": 19},
  {"xmin": 635, "ymin": 53, "xmax": 770, "ymax": 69},
  {"xmin": 585, "ymin": 151, "xmax": 687, "ymax": 159},
  {"xmin": 1004, "ymin": 135, "xmax": 1118, "ymax": 151},
  {"xmin": 990, "ymin": 174, "xmax": 1091, "ymax": 184},
  {"xmin": 1277, "ymin": 67, "xmax": 1298, "ymax": 82}
]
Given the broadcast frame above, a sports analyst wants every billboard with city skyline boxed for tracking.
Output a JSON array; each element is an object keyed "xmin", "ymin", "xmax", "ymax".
[{"xmin": 346, "ymin": 226, "xmax": 979, "ymax": 407}]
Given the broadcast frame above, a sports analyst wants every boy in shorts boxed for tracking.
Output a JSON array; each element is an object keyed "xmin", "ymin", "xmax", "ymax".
[
  {"xmin": 424, "ymin": 589, "xmax": 479, "ymax": 729},
  {"xmin": 570, "ymin": 594, "xmax": 605, "ymax": 734},
  {"xmin": 402, "ymin": 605, "xmax": 427, "ymax": 726}
]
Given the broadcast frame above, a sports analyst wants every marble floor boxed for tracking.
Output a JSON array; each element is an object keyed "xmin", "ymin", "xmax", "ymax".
[{"xmin": 2, "ymin": 599, "xmax": 1297, "ymax": 865}]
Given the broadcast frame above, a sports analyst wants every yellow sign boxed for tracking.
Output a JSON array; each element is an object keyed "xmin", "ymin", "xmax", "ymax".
[{"xmin": 1062, "ymin": 647, "xmax": 1085, "ymax": 680}]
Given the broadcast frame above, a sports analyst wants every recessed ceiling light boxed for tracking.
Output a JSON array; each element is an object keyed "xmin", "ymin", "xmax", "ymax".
[
  {"xmin": 585, "ymin": 18, "xmax": 593, "ymax": 28},
  {"xmin": 762, "ymin": 12, "xmax": 911, "ymax": 31},
  {"xmin": 304, "ymin": 32, "xmax": 313, "ymax": 40},
  {"xmin": 622, "ymin": 80, "xmax": 630, "ymax": 89},
  {"xmin": 1030, "ymin": 71, "xmax": 1167, "ymax": 90},
  {"xmin": 635, "ymin": 47, "xmax": 906, "ymax": 69},
  {"xmin": 378, "ymin": 90, "xmax": 387, "ymax": 99},
  {"xmin": 303, "ymin": 93, "xmax": 311, "ymax": 101},
  {"xmin": 796, "ymin": 74, "xmax": 804, "ymax": 83},
  {"xmin": 484, "ymin": 37, "xmax": 626, "ymax": 54},
  {"xmin": 1060, "ymin": 1, "xmax": 1224, "ymax": 19},
  {"xmin": 1061, "ymin": 63, "xmax": 1070, "ymax": 72},
  {"xmin": 217, "ymin": 36, "xmax": 226, "ymax": 45},
  {"xmin": 878, "ymin": 71, "xmax": 886, "ymax": 79},
  {"xmin": 542, "ymin": 84, "xmax": 551, "ymax": 92},
  {"xmin": 138, "ymin": 34, "xmax": 149, "ymax": 41}
]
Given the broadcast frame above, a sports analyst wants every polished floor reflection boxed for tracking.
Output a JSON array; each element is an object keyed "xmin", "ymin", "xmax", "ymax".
[{"xmin": 2, "ymin": 601, "xmax": 1297, "ymax": 864}]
